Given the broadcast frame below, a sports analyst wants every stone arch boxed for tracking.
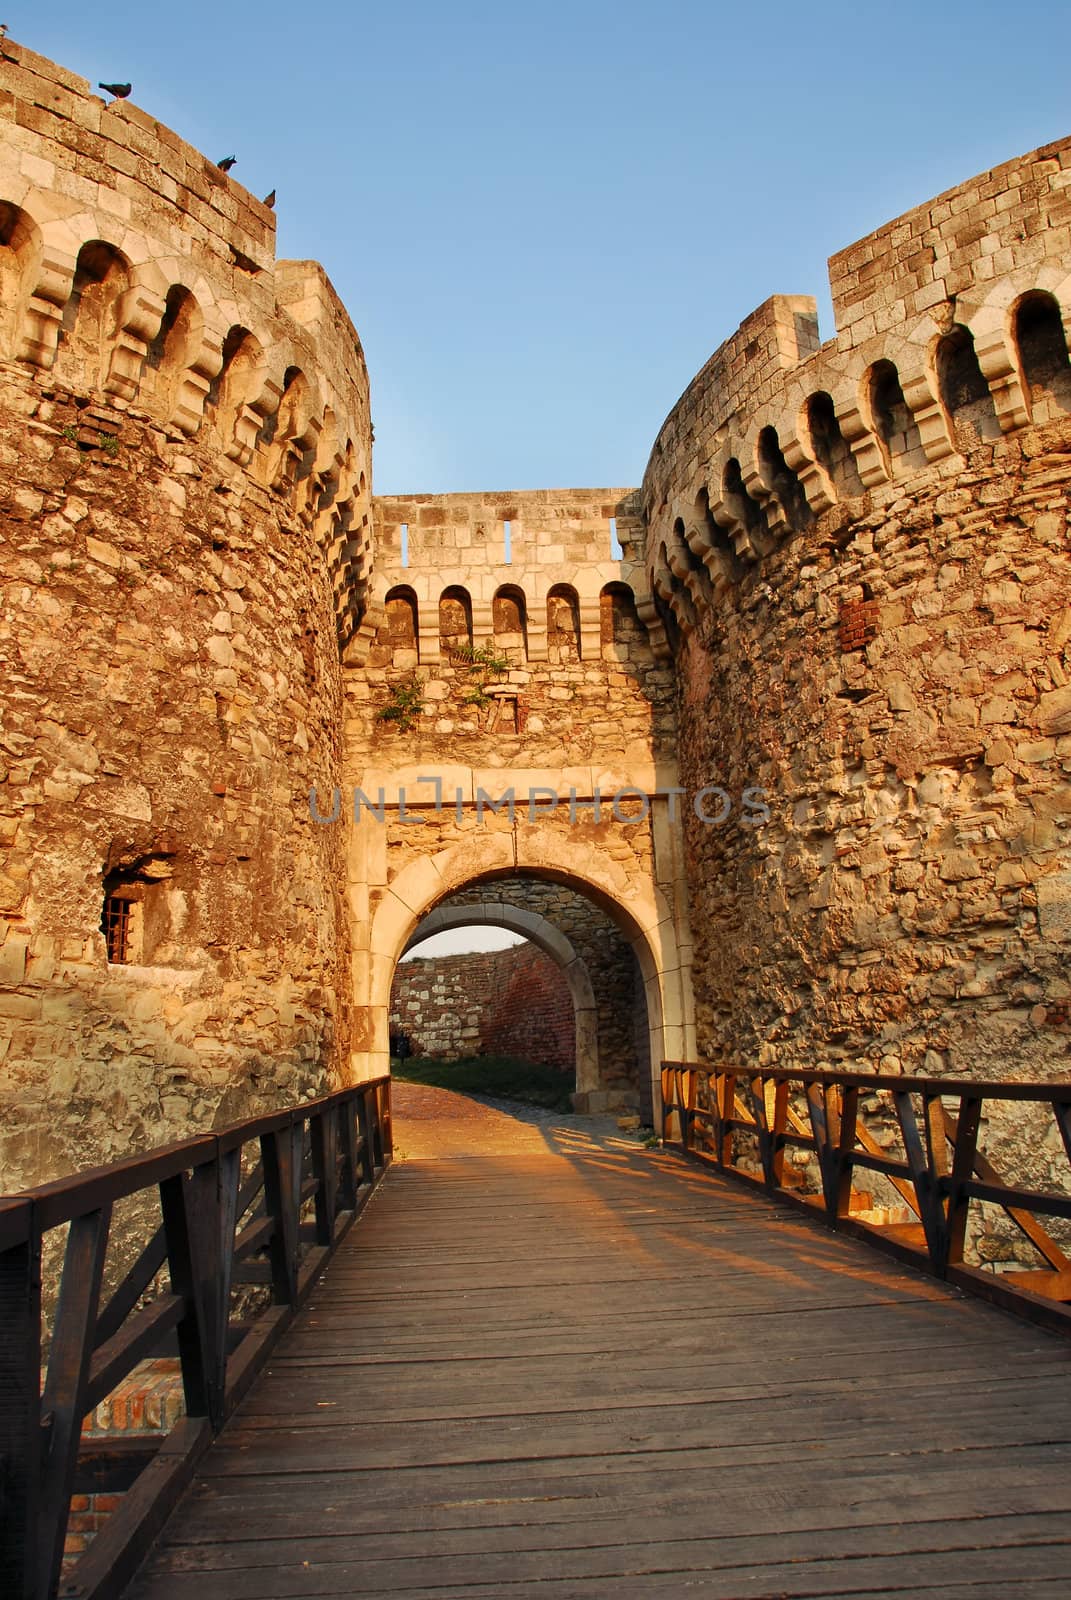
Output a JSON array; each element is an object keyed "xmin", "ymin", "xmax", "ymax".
[
  {"xmin": 804, "ymin": 389, "xmax": 864, "ymax": 498},
  {"xmin": 0, "ymin": 200, "xmax": 42, "ymax": 355},
  {"xmin": 722, "ymin": 455, "xmax": 771, "ymax": 557},
  {"xmin": 382, "ymin": 584, "xmax": 419, "ymax": 660},
  {"xmin": 755, "ymin": 424, "xmax": 811, "ymax": 535},
  {"xmin": 403, "ymin": 902, "xmax": 600, "ymax": 1096},
  {"xmin": 934, "ymin": 323, "xmax": 1001, "ymax": 447},
  {"xmin": 492, "ymin": 583, "xmax": 528, "ymax": 661},
  {"xmin": 142, "ymin": 283, "xmax": 204, "ymax": 424},
  {"xmin": 361, "ymin": 829, "xmax": 693, "ymax": 1127},
  {"xmin": 1012, "ymin": 289, "xmax": 1071, "ymax": 420},
  {"xmin": 864, "ymin": 357, "xmax": 926, "ymax": 474},
  {"xmin": 56, "ymin": 239, "xmax": 131, "ymax": 392},
  {"xmin": 204, "ymin": 324, "xmax": 269, "ymax": 464},
  {"xmin": 261, "ymin": 364, "xmax": 318, "ymax": 492},
  {"xmin": 547, "ymin": 583, "xmax": 581, "ymax": 663},
  {"xmin": 439, "ymin": 585, "xmax": 473, "ymax": 655},
  {"xmin": 599, "ymin": 581, "xmax": 650, "ymax": 661}
]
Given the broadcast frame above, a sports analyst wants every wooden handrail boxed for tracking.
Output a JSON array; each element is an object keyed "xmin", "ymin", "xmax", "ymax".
[
  {"xmin": 660, "ymin": 1061, "xmax": 1071, "ymax": 1338},
  {"xmin": 0, "ymin": 1076, "xmax": 392, "ymax": 1600}
]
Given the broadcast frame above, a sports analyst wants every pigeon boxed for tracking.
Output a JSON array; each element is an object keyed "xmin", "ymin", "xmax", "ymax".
[
  {"xmin": 262, "ymin": 190, "xmax": 276, "ymax": 209},
  {"xmin": 217, "ymin": 155, "xmax": 237, "ymax": 172},
  {"xmin": 99, "ymin": 81, "xmax": 132, "ymax": 99}
]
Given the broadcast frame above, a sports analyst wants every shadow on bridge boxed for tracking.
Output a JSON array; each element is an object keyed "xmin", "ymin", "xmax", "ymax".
[{"xmin": 122, "ymin": 1081, "xmax": 1071, "ymax": 1600}]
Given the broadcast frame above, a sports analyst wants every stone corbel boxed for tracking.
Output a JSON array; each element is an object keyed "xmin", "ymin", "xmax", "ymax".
[
  {"xmin": 577, "ymin": 597, "xmax": 601, "ymax": 662},
  {"xmin": 470, "ymin": 599, "xmax": 494, "ymax": 647},
  {"xmin": 705, "ymin": 481, "xmax": 754, "ymax": 563},
  {"xmin": 902, "ymin": 366, "xmax": 956, "ymax": 464},
  {"xmin": 780, "ymin": 419, "xmax": 836, "ymax": 515},
  {"xmin": 741, "ymin": 454, "xmax": 790, "ymax": 541},
  {"xmin": 416, "ymin": 613, "xmax": 442, "ymax": 665},
  {"xmin": 228, "ymin": 373, "xmax": 281, "ymax": 467},
  {"xmin": 104, "ymin": 285, "xmax": 166, "ymax": 401},
  {"xmin": 17, "ymin": 248, "xmax": 76, "ymax": 368},
  {"xmin": 972, "ymin": 324, "xmax": 1030, "ymax": 433},
  {"xmin": 168, "ymin": 327, "xmax": 222, "ymax": 438},
  {"xmin": 838, "ymin": 395, "xmax": 891, "ymax": 488},
  {"xmin": 635, "ymin": 589, "xmax": 671, "ymax": 659}
]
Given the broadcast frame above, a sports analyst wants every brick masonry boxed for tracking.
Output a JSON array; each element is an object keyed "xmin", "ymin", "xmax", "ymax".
[{"xmin": 390, "ymin": 943, "xmax": 574, "ymax": 1070}]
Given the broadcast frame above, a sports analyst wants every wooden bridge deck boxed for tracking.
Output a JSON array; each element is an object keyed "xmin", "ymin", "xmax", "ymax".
[{"xmin": 127, "ymin": 1088, "xmax": 1071, "ymax": 1599}]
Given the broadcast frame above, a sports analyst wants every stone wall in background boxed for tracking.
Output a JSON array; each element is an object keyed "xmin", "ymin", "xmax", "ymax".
[
  {"xmin": 434, "ymin": 878, "xmax": 648, "ymax": 1106},
  {"xmin": 390, "ymin": 942, "xmax": 574, "ymax": 1070}
]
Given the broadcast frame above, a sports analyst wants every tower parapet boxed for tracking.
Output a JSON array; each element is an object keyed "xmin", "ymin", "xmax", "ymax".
[
  {"xmin": 644, "ymin": 137, "xmax": 1071, "ymax": 626},
  {"xmin": 0, "ymin": 38, "xmax": 373, "ymax": 641}
]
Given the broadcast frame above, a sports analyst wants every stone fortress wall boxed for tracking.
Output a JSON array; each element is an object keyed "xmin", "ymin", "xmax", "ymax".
[
  {"xmin": 0, "ymin": 41, "xmax": 371, "ymax": 1188},
  {"xmin": 389, "ymin": 941, "xmax": 576, "ymax": 1071},
  {"xmin": 340, "ymin": 485, "xmax": 695, "ymax": 1104},
  {"xmin": 1, "ymin": 31, "xmax": 1069, "ymax": 1193},
  {"xmin": 643, "ymin": 137, "xmax": 1071, "ymax": 1115}
]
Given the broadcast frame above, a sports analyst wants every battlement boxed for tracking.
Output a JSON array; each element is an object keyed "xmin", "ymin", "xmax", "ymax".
[
  {"xmin": 359, "ymin": 488, "xmax": 669, "ymax": 664},
  {"xmin": 643, "ymin": 136, "xmax": 1071, "ymax": 629},
  {"xmin": 0, "ymin": 37, "xmax": 372, "ymax": 643}
]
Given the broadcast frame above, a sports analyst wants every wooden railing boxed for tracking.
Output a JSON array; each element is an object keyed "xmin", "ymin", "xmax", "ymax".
[
  {"xmin": 0, "ymin": 1076, "xmax": 392, "ymax": 1600},
  {"xmin": 661, "ymin": 1062, "xmax": 1071, "ymax": 1336}
]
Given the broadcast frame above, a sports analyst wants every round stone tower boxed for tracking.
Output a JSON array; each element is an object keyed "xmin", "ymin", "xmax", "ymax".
[
  {"xmin": 0, "ymin": 41, "xmax": 372, "ymax": 1187},
  {"xmin": 643, "ymin": 137, "xmax": 1071, "ymax": 1085}
]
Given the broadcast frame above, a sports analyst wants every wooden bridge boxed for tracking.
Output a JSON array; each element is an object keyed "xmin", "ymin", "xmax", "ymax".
[{"xmin": 3, "ymin": 1069, "xmax": 1071, "ymax": 1600}]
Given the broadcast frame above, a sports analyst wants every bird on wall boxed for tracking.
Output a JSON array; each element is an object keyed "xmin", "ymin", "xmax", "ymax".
[
  {"xmin": 217, "ymin": 155, "xmax": 237, "ymax": 172},
  {"xmin": 262, "ymin": 190, "xmax": 276, "ymax": 209},
  {"xmin": 99, "ymin": 81, "xmax": 132, "ymax": 99}
]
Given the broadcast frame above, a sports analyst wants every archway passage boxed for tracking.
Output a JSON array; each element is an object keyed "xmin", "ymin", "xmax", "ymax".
[
  {"xmin": 395, "ymin": 892, "xmax": 646, "ymax": 1111},
  {"xmin": 389, "ymin": 924, "xmax": 581, "ymax": 1110},
  {"xmin": 356, "ymin": 830, "xmax": 688, "ymax": 1123}
]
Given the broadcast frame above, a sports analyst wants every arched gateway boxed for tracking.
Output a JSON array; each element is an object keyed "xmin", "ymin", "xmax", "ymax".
[
  {"xmin": 341, "ymin": 489, "xmax": 696, "ymax": 1127},
  {"xmin": 404, "ymin": 901, "xmax": 601, "ymax": 1098}
]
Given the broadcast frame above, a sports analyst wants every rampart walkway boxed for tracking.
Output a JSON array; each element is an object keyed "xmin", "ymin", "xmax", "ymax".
[{"xmin": 128, "ymin": 1084, "xmax": 1071, "ymax": 1599}]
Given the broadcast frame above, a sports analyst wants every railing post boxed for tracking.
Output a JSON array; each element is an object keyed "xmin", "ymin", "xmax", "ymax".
[
  {"xmin": 680, "ymin": 1069, "xmax": 696, "ymax": 1153},
  {"xmin": 944, "ymin": 1095, "xmax": 982, "ymax": 1268},
  {"xmin": 660, "ymin": 1064, "xmax": 672, "ymax": 1141},
  {"xmin": 261, "ymin": 1122, "xmax": 302, "ymax": 1305},
  {"xmin": 37, "ymin": 1205, "xmax": 112, "ymax": 1600},
  {"xmin": 806, "ymin": 1082, "xmax": 837, "ymax": 1219},
  {"xmin": 717, "ymin": 1073, "xmax": 735, "ymax": 1167},
  {"xmin": 894, "ymin": 1089, "xmax": 949, "ymax": 1272},
  {"xmin": 834, "ymin": 1085, "xmax": 859, "ymax": 1218},
  {"xmin": 160, "ymin": 1171, "xmax": 212, "ymax": 1423},
  {"xmin": 338, "ymin": 1093, "xmax": 359, "ymax": 1211},
  {"xmin": 0, "ymin": 1203, "xmax": 40, "ymax": 1600},
  {"xmin": 183, "ymin": 1148, "xmax": 239, "ymax": 1431},
  {"xmin": 751, "ymin": 1075, "xmax": 789, "ymax": 1189},
  {"xmin": 357, "ymin": 1090, "xmax": 376, "ymax": 1184},
  {"xmin": 311, "ymin": 1105, "xmax": 339, "ymax": 1245},
  {"xmin": 378, "ymin": 1078, "xmax": 393, "ymax": 1162}
]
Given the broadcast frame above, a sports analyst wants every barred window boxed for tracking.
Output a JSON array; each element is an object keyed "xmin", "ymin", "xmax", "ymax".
[{"xmin": 101, "ymin": 891, "xmax": 135, "ymax": 963}]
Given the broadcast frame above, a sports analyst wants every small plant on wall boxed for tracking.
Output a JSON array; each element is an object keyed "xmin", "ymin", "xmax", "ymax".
[
  {"xmin": 452, "ymin": 641, "xmax": 511, "ymax": 709},
  {"xmin": 376, "ymin": 672, "xmax": 425, "ymax": 731}
]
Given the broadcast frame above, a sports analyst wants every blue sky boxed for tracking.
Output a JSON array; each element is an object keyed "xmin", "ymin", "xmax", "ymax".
[{"xmin": 20, "ymin": 2, "xmax": 1071, "ymax": 497}]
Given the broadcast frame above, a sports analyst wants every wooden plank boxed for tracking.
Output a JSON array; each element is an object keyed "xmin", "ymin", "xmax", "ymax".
[{"xmin": 119, "ymin": 1113, "xmax": 1071, "ymax": 1600}]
